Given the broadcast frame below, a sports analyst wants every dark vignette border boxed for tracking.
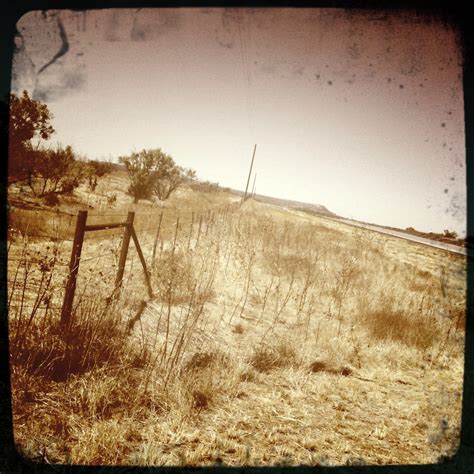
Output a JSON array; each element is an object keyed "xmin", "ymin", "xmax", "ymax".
[{"xmin": 0, "ymin": 1, "xmax": 473, "ymax": 473}]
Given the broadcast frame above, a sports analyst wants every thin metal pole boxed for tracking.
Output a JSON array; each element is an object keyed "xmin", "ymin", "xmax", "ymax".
[{"xmin": 243, "ymin": 144, "xmax": 257, "ymax": 202}]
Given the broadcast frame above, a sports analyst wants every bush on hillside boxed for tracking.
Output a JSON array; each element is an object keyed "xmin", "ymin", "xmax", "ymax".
[{"xmin": 119, "ymin": 148, "xmax": 196, "ymax": 203}]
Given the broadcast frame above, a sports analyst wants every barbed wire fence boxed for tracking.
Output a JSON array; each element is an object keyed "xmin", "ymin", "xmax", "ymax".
[{"xmin": 7, "ymin": 200, "xmax": 242, "ymax": 336}]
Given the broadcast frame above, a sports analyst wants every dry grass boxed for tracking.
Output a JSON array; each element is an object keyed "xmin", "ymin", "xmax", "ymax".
[
  {"xmin": 249, "ymin": 342, "xmax": 298, "ymax": 373},
  {"xmin": 7, "ymin": 174, "xmax": 466, "ymax": 466},
  {"xmin": 152, "ymin": 250, "xmax": 197, "ymax": 304},
  {"xmin": 360, "ymin": 306, "xmax": 441, "ymax": 351}
]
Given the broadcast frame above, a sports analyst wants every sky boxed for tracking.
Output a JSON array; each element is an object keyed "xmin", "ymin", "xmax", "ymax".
[{"xmin": 11, "ymin": 8, "xmax": 466, "ymax": 236}]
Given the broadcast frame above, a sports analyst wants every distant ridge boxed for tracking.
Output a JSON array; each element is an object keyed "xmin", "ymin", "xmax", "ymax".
[{"xmin": 230, "ymin": 189, "xmax": 338, "ymax": 218}]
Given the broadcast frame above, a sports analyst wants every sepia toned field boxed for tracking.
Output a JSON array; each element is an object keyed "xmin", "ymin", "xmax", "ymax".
[{"xmin": 7, "ymin": 171, "xmax": 466, "ymax": 466}]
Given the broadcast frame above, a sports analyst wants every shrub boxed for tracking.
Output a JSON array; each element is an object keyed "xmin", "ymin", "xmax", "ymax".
[
  {"xmin": 189, "ymin": 180, "xmax": 221, "ymax": 194},
  {"xmin": 22, "ymin": 145, "xmax": 88, "ymax": 198},
  {"xmin": 119, "ymin": 148, "xmax": 195, "ymax": 203}
]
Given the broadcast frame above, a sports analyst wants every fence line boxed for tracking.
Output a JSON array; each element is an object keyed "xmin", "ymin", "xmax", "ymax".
[
  {"xmin": 8, "ymin": 200, "xmax": 242, "ymax": 329},
  {"xmin": 58, "ymin": 201, "xmax": 239, "ymax": 327},
  {"xmin": 9, "ymin": 201, "xmax": 239, "ymax": 242}
]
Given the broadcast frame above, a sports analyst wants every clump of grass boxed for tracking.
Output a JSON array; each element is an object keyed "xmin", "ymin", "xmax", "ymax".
[
  {"xmin": 177, "ymin": 350, "xmax": 239, "ymax": 414},
  {"xmin": 233, "ymin": 323, "xmax": 244, "ymax": 334},
  {"xmin": 184, "ymin": 351, "xmax": 219, "ymax": 371},
  {"xmin": 11, "ymin": 303, "xmax": 137, "ymax": 382},
  {"xmin": 181, "ymin": 350, "xmax": 231, "ymax": 376},
  {"xmin": 12, "ymin": 364, "xmax": 163, "ymax": 465},
  {"xmin": 191, "ymin": 390, "xmax": 211, "ymax": 411},
  {"xmin": 249, "ymin": 342, "xmax": 298, "ymax": 373},
  {"xmin": 308, "ymin": 360, "xmax": 352, "ymax": 376},
  {"xmin": 360, "ymin": 307, "xmax": 440, "ymax": 350}
]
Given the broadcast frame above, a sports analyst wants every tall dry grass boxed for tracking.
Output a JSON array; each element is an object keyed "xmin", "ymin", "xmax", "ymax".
[{"xmin": 7, "ymin": 189, "xmax": 466, "ymax": 466}]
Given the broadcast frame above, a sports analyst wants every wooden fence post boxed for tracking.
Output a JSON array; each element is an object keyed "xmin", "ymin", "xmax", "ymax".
[
  {"xmin": 60, "ymin": 210, "xmax": 88, "ymax": 327},
  {"xmin": 114, "ymin": 211, "xmax": 135, "ymax": 293},
  {"xmin": 151, "ymin": 211, "xmax": 163, "ymax": 265}
]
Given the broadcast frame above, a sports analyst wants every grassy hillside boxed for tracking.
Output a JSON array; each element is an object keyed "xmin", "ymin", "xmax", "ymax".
[{"xmin": 7, "ymin": 171, "xmax": 466, "ymax": 466}]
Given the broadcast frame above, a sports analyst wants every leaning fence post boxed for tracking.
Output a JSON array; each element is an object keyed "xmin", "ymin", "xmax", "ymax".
[
  {"xmin": 130, "ymin": 226, "xmax": 154, "ymax": 298},
  {"xmin": 115, "ymin": 211, "xmax": 135, "ymax": 294},
  {"xmin": 60, "ymin": 210, "xmax": 88, "ymax": 327}
]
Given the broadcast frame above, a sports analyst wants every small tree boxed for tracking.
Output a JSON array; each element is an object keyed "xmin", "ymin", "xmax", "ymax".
[
  {"xmin": 151, "ymin": 155, "xmax": 196, "ymax": 201},
  {"xmin": 119, "ymin": 148, "xmax": 195, "ymax": 203},
  {"xmin": 8, "ymin": 91, "xmax": 55, "ymax": 183}
]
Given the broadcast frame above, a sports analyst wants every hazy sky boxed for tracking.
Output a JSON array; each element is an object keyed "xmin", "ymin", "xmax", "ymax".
[{"xmin": 11, "ymin": 8, "xmax": 466, "ymax": 235}]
